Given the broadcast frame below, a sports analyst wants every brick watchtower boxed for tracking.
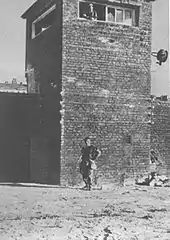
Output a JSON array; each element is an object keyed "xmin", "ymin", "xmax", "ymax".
[{"xmin": 22, "ymin": 0, "xmax": 152, "ymax": 185}]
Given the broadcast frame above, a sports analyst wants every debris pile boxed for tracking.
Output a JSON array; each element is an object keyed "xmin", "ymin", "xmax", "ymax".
[
  {"xmin": 136, "ymin": 149, "xmax": 170, "ymax": 187},
  {"xmin": 136, "ymin": 173, "xmax": 169, "ymax": 187}
]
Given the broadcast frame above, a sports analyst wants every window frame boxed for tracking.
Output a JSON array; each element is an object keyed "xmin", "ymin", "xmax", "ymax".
[
  {"xmin": 32, "ymin": 4, "xmax": 56, "ymax": 39},
  {"xmin": 107, "ymin": 5, "xmax": 135, "ymax": 26},
  {"xmin": 78, "ymin": 1, "xmax": 106, "ymax": 22},
  {"xmin": 78, "ymin": 1, "xmax": 138, "ymax": 27}
]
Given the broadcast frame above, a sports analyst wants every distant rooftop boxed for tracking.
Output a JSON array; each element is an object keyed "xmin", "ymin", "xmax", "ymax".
[{"xmin": 0, "ymin": 82, "xmax": 27, "ymax": 93}]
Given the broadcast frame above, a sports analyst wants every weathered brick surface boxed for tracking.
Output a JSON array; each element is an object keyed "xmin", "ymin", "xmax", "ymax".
[
  {"xmin": 61, "ymin": 0, "xmax": 152, "ymax": 185},
  {"xmin": 151, "ymin": 100, "xmax": 170, "ymax": 176}
]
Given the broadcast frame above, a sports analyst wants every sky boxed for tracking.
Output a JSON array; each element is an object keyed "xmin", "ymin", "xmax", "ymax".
[
  {"xmin": 0, "ymin": 0, "xmax": 169, "ymax": 96},
  {"xmin": 151, "ymin": 0, "xmax": 169, "ymax": 96}
]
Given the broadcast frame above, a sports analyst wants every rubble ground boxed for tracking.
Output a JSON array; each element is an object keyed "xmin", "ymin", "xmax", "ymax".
[{"xmin": 0, "ymin": 182, "xmax": 170, "ymax": 240}]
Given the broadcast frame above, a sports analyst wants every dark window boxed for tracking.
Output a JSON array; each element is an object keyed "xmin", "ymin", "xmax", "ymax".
[
  {"xmin": 79, "ymin": 1, "xmax": 139, "ymax": 27},
  {"xmin": 32, "ymin": 5, "xmax": 56, "ymax": 38},
  {"xmin": 95, "ymin": 4, "xmax": 105, "ymax": 21},
  {"xmin": 125, "ymin": 135, "xmax": 132, "ymax": 144},
  {"xmin": 79, "ymin": 1, "xmax": 105, "ymax": 21}
]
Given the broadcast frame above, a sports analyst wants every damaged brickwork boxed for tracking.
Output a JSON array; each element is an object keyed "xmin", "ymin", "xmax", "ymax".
[{"xmin": 61, "ymin": 0, "xmax": 152, "ymax": 185}]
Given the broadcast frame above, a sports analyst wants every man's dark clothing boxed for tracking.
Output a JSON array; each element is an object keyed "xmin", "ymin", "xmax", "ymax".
[{"xmin": 80, "ymin": 145, "xmax": 98, "ymax": 189}]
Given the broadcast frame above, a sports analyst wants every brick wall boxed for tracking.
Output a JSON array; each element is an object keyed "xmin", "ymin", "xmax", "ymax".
[
  {"xmin": 61, "ymin": 0, "xmax": 152, "ymax": 185},
  {"xmin": 151, "ymin": 99, "xmax": 170, "ymax": 176}
]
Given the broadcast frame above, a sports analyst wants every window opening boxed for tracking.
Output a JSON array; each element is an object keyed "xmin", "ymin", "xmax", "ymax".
[
  {"xmin": 79, "ymin": 1, "xmax": 139, "ymax": 27},
  {"xmin": 125, "ymin": 135, "xmax": 132, "ymax": 144},
  {"xmin": 116, "ymin": 9, "xmax": 123, "ymax": 23},
  {"xmin": 32, "ymin": 5, "xmax": 56, "ymax": 38},
  {"xmin": 79, "ymin": 1, "xmax": 105, "ymax": 21},
  {"xmin": 95, "ymin": 4, "xmax": 105, "ymax": 21},
  {"xmin": 107, "ymin": 7, "xmax": 115, "ymax": 22},
  {"xmin": 125, "ymin": 10, "xmax": 133, "ymax": 25}
]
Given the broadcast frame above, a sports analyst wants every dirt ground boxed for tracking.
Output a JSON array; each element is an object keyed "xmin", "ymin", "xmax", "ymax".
[{"xmin": 0, "ymin": 182, "xmax": 170, "ymax": 240}]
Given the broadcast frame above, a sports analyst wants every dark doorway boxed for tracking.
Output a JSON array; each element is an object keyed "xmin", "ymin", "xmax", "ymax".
[{"xmin": 30, "ymin": 136, "xmax": 60, "ymax": 185}]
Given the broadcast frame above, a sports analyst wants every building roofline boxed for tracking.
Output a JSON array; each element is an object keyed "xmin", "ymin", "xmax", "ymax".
[
  {"xmin": 21, "ymin": 0, "xmax": 38, "ymax": 19},
  {"xmin": 21, "ymin": 0, "xmax": 143, "ymax": 19},
  {"xmin": 21, "ymin": 0, "xmax": 57, "ymax": 19}
]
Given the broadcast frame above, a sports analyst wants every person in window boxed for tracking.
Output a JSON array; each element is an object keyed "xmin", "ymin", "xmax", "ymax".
[
  {"xmin": 78, "ymin": 136, "xmax": 101, "ymax": 190},
  {"xmin": 83, "ymin": 3, "xmax": 98, "ymax": 21},
  {"xmin": 108, "ymin": 8, "xmax": 115, "ymax": 22}
]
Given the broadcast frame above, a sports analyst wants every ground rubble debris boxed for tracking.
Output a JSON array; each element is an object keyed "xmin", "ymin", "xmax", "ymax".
[
  {"xmin": 135, "ymin": 149, "xmax": 170, "ymax": 187},
  {"xmin": 135, "ymin": 173, "xmax": 169, "ymax": 187}
]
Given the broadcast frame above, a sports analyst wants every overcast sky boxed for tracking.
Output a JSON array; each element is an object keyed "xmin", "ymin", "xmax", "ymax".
[
  {"xmin": 0, "ymin": 0, "xmax": 169, "ymax": 96},
  {"xmin": 152, "ymin": 0, "xmax": 169, "ymax": 96}
]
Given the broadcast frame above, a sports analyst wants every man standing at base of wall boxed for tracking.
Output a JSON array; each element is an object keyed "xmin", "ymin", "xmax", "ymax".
[{"xmin": 78, "ymin": 137, "xmax": 101, "ymax": 190}]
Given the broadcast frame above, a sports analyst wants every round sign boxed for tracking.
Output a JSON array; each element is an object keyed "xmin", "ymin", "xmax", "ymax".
[{"xmin": 157, "ymin": 49, "xmax": 168, "ymax": 64}]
